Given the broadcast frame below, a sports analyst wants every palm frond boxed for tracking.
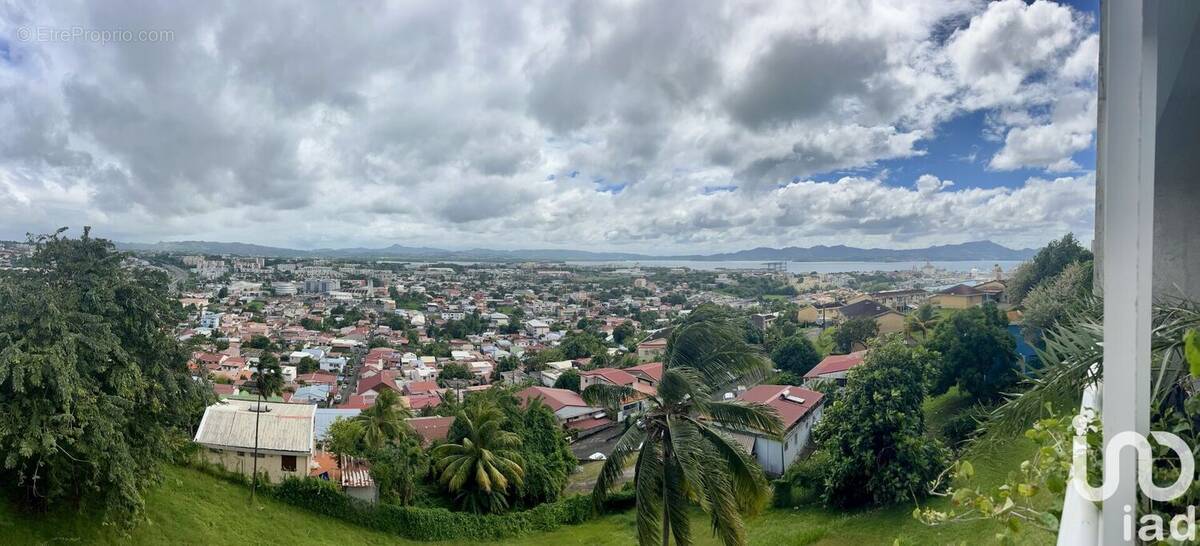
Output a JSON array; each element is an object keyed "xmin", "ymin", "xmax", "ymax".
[
  {"xmin": 582, "ymin": 382, "xmax": 636, "ymax": 416},
  {"xmin": 692, "ymin": 420, "xmax": 769, "ymax": 516},
  {"xmin": 634, "ymin": 438, "xmax": 664, "ymax": 546},
  {"xmin": 593, "ymin": 420, "xmax": 647, "ymax": 503},
  {"xmin": 703, "ymin": 401, "xmax": 783, "ymax": 438},
  {"xmin": 664, "ymin": 456, "xmax": 693, "ymax": 546}
]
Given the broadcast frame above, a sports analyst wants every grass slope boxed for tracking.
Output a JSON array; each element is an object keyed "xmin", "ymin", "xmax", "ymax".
[
  {"xmin": 1, "ymin": 390, "xmax": 1055, "ymax": 545},
  {"xmin": 0, "ymin": 465, "xmax": 408, "ymax": 546}
]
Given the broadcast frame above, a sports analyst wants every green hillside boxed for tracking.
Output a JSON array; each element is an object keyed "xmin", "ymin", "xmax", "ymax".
[{"xmin": 1, "ymin": 391, "xmax": 1054, "ymax": 545}]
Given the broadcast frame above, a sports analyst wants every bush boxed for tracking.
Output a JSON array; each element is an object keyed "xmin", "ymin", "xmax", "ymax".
[
  {"xmin": 262, "ymin": 475, "xmax": 632, "ymax": 542},
  {"xmin": 773, "ymin": 451, "xmax": 829, "ymax": 508},
  {"xmin": 940, "ymin": 406, "xmax": 991, "ymax": 451},
  {"xmin": 182, "ymin": 416, "xmax": 624, "ymax": 543}
]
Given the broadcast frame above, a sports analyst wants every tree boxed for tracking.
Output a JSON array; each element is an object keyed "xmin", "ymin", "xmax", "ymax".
[
  {"xmin": 495, "ymin": 355, "xmax": 522, "ymax": 374},
  {"xmin": 369, "ymin": 435, "xmax": 428, "ymax": 506},
  {"xmin": 928, "ymin": 306, "xmax": 1019, "ymax": 401},
  {"xmin": 368, "ymin": 337, "xmax": 391, "ymax": 349},
  {"xmin": 251, "ymin": 352, "xmax": 284, "ymax": 502},
  {"xmin": 246, "ymin": 334, "xmax": 273, "ymax": 350},
  {"xmin": 559, "ymin": 331, "xmax": 605, "ymax": 359},
  {"xmin": 512, "ymin": 399, "xmax": 576, "ymax": 506},
  {"xmin": 833, "ymin": 317, "xmax": 878, "ymax": 353},
  {"xmin": 904, "ymin": 303, "xmax": 939, "ymax": 341},
  {"xmin": 0, "ymin": 229, "xmax": 211, "ymax": 524},
  {"xmin": 432, "ymin": 403, "xmax": 525, "ymax": 513},
  {"xmin": 613, "ymin": 321, "xmax": 637, "ymax": 345},
  {"xmin": 325, "ymin": 417, "xmax": 367, "ymax": 458},
  {"xmin": 811, "ymin": 338, "xmax": 947, "ymax": 508},
  {"xmin": 352, "ymin": 389, "xmax": 413, "ymax": 451},
  {"xmin": 296, "ymin": 356, "xmax": 319, "ymax": 375},
  {"xmin": 770, "ymin": 335, "xmax": 821, "ymax": 376},
  {"xmin": 437, "ymin": 363, "xmax": 475, "ymax": 387},
  {"xmin": 1021, "ymin": 260, "xmax": 1093, "ymax": 345},
  {"xmin": 1005, "ymin": 233, "xmax": 1093, "ymax": 305},
  {"xmin": 586, "ymin": 305, "xmax": 783, "ymax": 546},
  {"xmin": 553, "ymin": 369, "xmax": 582, "ymax": 392}
]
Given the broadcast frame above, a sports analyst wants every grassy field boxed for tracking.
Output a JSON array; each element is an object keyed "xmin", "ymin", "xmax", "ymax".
[
  {"xmin": 1, "ymin": 390, "xmax": 1055, "ymax": 545},
  {"xmin": 0, "ymin": 465, "xmax": 411, "ymax": 546}
]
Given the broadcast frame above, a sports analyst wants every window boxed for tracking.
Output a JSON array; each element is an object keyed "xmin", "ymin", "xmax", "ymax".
[{"xmin": 281, "ymin": 455, "xmax": 297, "ymax": 472}]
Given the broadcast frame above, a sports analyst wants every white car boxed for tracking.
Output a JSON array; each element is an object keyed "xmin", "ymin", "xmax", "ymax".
[
  {"xmin": 723, "ymin": 392, "xmax": 735, "ymax": 400},
  {"xmin": 588, "ymin": 452, "xmax": 607, "ymax": 461}
]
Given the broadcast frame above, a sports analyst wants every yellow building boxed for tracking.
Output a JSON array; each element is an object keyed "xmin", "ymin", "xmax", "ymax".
[
  {"xmin": 836, "ymin": 299, "xmax": 907, "ymax": 335},
  {"xmin": 930, "ymin": 284, "xmax": 987, "ymax": 309}
]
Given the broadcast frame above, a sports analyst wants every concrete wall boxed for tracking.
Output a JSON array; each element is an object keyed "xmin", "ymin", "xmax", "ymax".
[
  {"xmin": 204, "ymin": 447, "xmax": 310, "ymax": 483},
  {"xmin": 1096, "ymin": 1, "xmax": 1200, "ymax": 300}
]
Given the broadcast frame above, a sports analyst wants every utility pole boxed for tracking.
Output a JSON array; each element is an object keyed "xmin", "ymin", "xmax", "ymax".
[{"xmin": 251, "ymin": 389, "xmax": 261, "ymax": 504}]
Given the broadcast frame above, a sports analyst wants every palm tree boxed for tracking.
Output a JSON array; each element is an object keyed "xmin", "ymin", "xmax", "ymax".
[
  {"xmin": 352, "ymin": 389, "xmax": 413, "ymax": 450},
  {"xmin": 431, "ymin": 403, "xmax": 524, "ymax": 513},
  {"xmin": 250, "ymin": 353, "xmax": 284, "ymax": 503},
  {"xmin": 904, "ymin": 303, "xmax": 939, "ymax": 341},
  {"xmin": 584, "ymin": 305, "xmax": 785, "ymax": 546}
]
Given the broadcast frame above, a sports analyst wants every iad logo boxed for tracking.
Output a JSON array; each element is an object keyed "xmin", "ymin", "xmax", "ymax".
[{"xmin": 1069, "ymin": 409, "xmax": 1195, "ymax": 502}]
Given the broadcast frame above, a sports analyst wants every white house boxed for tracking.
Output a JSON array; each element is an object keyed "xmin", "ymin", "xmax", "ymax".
[{"xmin": 724, "ymin": 385, "xmax": 825, "ymax": 476}]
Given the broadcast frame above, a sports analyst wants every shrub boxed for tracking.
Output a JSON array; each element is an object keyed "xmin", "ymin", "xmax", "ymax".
[{"xmin": 940, "ymin": 406, "xmax": 991, "ymax": 451}]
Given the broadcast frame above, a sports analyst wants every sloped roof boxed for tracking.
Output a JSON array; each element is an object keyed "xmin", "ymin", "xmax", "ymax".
[
  {"xmin": 939, "ymin": 284, "xmax": 983, "ymax": 296},
  {"xmin": 737, "ymin": 385, "xmax": 824, "ymax": 431},
  {"xmin": 803, "ymin": 350, "xmax": 868, "ymax": 379},
  {"xmin": 406, "ymin": 416, "xmax": 455, "ymax": 445},
  {"xmin": 516, "ymin": 386, "xmax": 590, "ymax": 412},
  {"xmin": 837, "ymin": 299, "xmax": 898, "ymax": 320},
  {"xmin": 194, "ymin": 400, "xmax": 314, "ymax": 454},
  {"xmin": 626, "ymin": 362, "xmax": 663, "ymax": 382},
  {"xmin": 581, "ymin": 367, "xmax": 637, "ymax": 386}
]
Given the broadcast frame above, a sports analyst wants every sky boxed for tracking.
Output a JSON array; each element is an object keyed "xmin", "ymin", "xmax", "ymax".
[{"xmin": 0, "ymin": 0, "xmax": 1100, "ymax": 253}]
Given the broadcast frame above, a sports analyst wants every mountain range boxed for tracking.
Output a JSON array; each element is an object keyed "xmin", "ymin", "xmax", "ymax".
[{"xmin": 115, "ymin": 240, "xmax": 1035, "ymax": 262}]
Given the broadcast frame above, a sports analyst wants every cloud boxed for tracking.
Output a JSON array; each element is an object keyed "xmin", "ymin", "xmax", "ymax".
[{"xmin": 0, "ymin": 0, "xmax": 1098, "ymax": 252}]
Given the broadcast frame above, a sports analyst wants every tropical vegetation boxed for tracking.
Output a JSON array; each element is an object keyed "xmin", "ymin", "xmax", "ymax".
[
  {"xmin": 0, "ymin": 229, "xmax": 211, "ymax": 525},
  {"xmin": 584, "ymin": 305, "xmax": 784, "ymax": 546}
]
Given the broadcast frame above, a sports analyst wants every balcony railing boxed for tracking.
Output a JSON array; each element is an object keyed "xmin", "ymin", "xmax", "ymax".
[{"xmin": 1056, "ymin": 382, "xmax": 1100, "ymax": 546}]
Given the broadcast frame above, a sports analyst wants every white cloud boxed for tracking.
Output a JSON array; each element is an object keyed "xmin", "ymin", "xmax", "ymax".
[{"xmin": 0, "ymin": 0, "xmax": 1098, "ymax": 252}]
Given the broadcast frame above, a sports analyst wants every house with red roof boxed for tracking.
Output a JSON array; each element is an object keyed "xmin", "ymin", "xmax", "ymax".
[
  {"xmin": 403, "ymin": 380, "xmax": 439, "ymax": 396},
  {"xmin": 727, "ymin": 385, "xmax": 825, "ymax": 476},
  {"xmin": 356, "ymin": 371, "xmax": 402, "ymax": 401},
  {"xmin": 406, "ymin": 416, "xmax": 455, "ymax": 446},
  {"xmin": 803, "ymin": 350, "xmax": 868, "ymax": 387},
  {"xmin": 516, "ymin": 386, "xmax": 608, "ymax": 432},
  {"xmin": 580, "ymin": 367, "xmax": 655, "ymax": 420},
  {"xmin": 625, "ymin": 362, "xmax": 663, "ymax": 387}
]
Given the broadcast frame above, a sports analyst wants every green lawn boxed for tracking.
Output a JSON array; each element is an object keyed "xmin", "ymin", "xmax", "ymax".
[{"xmin": 2, "ymin": 390, "xmax": 1055, "ymax": 545}]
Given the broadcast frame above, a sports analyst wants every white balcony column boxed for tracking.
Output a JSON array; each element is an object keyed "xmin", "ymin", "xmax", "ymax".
[{"xmin": 1098, "ymin": 0, "xmax": 1156, "ymax": 544}]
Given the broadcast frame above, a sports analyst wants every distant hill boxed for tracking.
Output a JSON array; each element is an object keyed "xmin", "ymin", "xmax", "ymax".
[{"xmin": 115, "ymin": 239, "xmax": 1034, "ymax": 262}]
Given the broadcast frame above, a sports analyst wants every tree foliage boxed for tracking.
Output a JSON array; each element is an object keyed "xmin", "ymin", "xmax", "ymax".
[
  {"xmin": 811, "ymin": 338, "xmax": 947, "ymax": 508},
  {"xmin": 928, "ymin": 305, "xmax": 1018, "ymax": 401},
  {"xmin": 353, "ymin": 389, "xmax": 414, "ymax": 451},
  {"xmin": 834, "ymin": 317, "xmax": 878, "ymax": 353},
  {"xmin": 1005, "ymin": 233, "xmax": 1092, "ymax": 305},
  {"xmin": 432, "ymin": 404, "xmax": 525, "ymax": 514},
  {"xmin": 1020, "ymin": 260, "xmax": 1093, "ymax": 345},
  {"xmin": 0, "ymin": 229, "xmax": 212, "ymax": 524},
  {"xmin": 586, "ymin": 305, "xmax": 783, "ymax": 546},
  {"xmin": 552, "ymin": 369, "xmax": 582, "ymax": 393},
  {"xmin": 770, "ymin": 335, "xmax": 821, "ymax": 376},
  {"xmin": 559, "ymin": 331, "xmax": 605, "ymax": 359}
]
